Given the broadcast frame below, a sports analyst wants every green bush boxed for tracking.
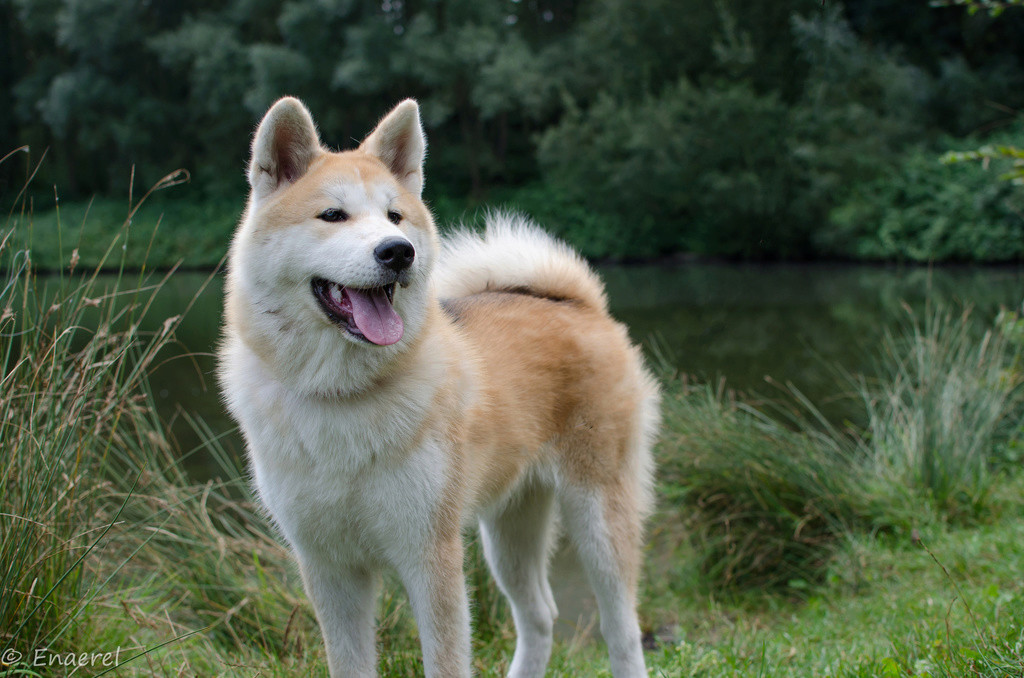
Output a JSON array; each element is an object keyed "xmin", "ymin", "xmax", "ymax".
[
  {"xmin": 822, "ymin": 133, "xmax": 1024, "ymax": 262},
  {"xmin": 532, "ymin": 6, "xmax": 964, "ymax": 261},
  {"xmin": 536, "ymin": 80, "xmax": 797, "ymax": 259}
]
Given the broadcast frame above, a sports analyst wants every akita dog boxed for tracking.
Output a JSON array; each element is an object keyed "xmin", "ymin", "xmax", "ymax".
[{"xmin": 218, "ymin": 97, "xmax": 660, "ymax": 678}]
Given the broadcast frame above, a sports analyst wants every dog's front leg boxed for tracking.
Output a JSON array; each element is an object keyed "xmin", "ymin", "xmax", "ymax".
[
  {"xmin": 397, "ymin": 534, "xmax": 472, "ymax": 678},
  {"xmin": 299, "ymin": 557, "xmax": 380, "ymax": 678}
]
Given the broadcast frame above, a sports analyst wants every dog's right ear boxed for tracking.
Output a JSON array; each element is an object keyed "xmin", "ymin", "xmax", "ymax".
[{"xmin": 248, "ymin": 97, "xmax": 321, "ymax": 201}]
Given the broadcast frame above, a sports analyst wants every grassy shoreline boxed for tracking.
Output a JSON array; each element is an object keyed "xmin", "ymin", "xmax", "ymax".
[
  {"xmin": 12, "ymin": 188, "xmax": 1024, "ymax": 274},
  {"xmin": 2, "ymin": 199, "xmax": 1023, "ymax": 676}
]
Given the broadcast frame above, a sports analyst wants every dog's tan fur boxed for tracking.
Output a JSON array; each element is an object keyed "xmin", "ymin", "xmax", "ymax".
[{"xmin": 219, "ymin": 97, "xmax": 658, "ymax": 678}]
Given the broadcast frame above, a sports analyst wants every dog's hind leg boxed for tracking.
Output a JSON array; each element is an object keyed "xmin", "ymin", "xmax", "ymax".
[
  {"xmin": 479, "ymin": 481, "xmax": 558, "ymax": 678},
  {"xmin": 298, "ymin": 558, "xmax": 380, "ymax": 678},
  {"xmin": 559, "ymin": 481, "xmax": 648, "ymax": 678}
]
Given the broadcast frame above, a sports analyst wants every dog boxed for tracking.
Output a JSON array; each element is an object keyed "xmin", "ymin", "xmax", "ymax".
[{"xmin": 218, "ymin": 96, "xmax": 660, "ymax": 678}]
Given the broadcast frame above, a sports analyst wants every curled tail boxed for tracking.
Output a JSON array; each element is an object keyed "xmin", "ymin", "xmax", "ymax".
[{"xmin": 432, "ymin": 212, "xmax": 607, "ymax": 312}]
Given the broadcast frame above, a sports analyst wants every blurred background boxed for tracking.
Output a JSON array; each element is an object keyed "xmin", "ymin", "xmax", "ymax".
[{"xmin": 3, "ymin": 0, "xmax": 1024, "ymax": 263}]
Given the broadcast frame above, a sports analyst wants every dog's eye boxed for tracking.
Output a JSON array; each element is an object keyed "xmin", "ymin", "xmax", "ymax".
[
  {"xmin": 387, "ymin": 210, "xmax": 402, "ymax": 225},
  {"xmin": 318, "ymin": 208, "xmax": 349, "ymax": 223}
]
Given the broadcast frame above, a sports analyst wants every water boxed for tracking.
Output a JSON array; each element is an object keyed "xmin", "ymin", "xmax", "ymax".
[
  {"xmin": 143, "ymin": 263, "xmax": 1024, "ymax": 474},
  {"xmin": 606, "ymin": 263, "xmax": 1024, "ymax": 410}
]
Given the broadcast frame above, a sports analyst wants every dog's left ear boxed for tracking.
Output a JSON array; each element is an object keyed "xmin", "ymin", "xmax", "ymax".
[{"xmin": 360, "ymin": 99, "xmax": 426, "ymax": 197}]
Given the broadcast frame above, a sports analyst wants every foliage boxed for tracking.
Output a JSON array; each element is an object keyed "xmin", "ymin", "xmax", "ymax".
[
  {"xmin": 931, "ymin": 0, "xmax": 1024, "ymax": 17},
  {"xmin": 3, "ymin": 0, "xmax": 1024, "ymax": 261},
  {"xmin": 529, "ymin": 4, "xmax": 1019, "ymax": 260},
  {"xmin": 536, "ymin": 80, "xmax": 797, "ymax": 259},
  {"xmin": 931, "ymin": 0, "xmax": 1024, "ymax": 248},
  {"xmin": 942, "ymin": 143, "xmax": 1024, "ymax": 185},
  {"xmin": 823, "ymin": 133, "xmax": 1024, "ymax": 262}
]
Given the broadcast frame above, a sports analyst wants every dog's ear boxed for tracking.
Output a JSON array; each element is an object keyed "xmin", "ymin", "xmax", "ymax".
[
  {"xmin": 360, "ymin": 99, "xmax": 426, "ymax": 197},
  {"xmin": 248, "ymin": 97, "xmax": 321, "ymax": 201}
]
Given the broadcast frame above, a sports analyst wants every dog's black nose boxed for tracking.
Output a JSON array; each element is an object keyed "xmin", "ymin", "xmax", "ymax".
[{"xmin": 374, "ymin": 237, "xmax": 415, "ymax": 272}]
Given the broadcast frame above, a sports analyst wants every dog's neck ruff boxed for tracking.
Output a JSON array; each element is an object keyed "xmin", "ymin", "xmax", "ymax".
[{"xmin": 306, "ymin": 322, "xmax": 435, "ymax": 402}]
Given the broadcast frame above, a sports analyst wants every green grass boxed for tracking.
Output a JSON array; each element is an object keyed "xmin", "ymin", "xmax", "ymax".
[
  {"xmin": 6, "ymin": 178, "xmax": 240, "ymax": 272},
  {"xmin": 1, "ymin": 176, "xmax": 1023, "ymax": 676},
  {"xmin": 638, "ymin": 512, "xmax": 1024, "ymax": 677}
]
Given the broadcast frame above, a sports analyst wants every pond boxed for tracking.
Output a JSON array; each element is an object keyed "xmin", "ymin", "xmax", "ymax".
[{"xmin": 144, "ymin": 262, "xmax": 1024, "ymax": 475}]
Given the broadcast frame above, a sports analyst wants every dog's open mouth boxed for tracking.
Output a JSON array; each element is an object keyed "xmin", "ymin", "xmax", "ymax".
[{"xmin": 312, "ymin": 278, "xmax": 403, "ymax": 346}]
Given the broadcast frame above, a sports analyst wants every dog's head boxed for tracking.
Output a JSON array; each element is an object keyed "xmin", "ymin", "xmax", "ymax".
[{"xmin": 226, "ymin": 98, "xmax": 439, "ymax": 392}]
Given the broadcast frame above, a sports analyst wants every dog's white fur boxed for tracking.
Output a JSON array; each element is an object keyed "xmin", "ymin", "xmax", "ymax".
[{"xmin": 219, "ymin": 97, "xmax": 659, "ymax": 677}]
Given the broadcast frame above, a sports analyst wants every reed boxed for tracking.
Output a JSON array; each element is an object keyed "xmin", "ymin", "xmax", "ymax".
[
  {"xmin": 859, "ymin": 302, "xmax": 1024, "ymax": 521},
  {"xmin": 0, "ymin": 166, "xmax": 193, "ymax": 659}
]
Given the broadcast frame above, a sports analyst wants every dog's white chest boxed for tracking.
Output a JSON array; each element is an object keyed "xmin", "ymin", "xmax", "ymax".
[
  {"xmin": 225, "ymin": 345, "xmax": 447, "ymax": 565},
  {"xmin": 255, "ymin": 423, "xmax": 448, "ymax": 566}
]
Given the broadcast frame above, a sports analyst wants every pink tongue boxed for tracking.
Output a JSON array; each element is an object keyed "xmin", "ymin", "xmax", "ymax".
[{"xmin": 346, "ymin": 288, "xmax": 404, "ymax": 346}]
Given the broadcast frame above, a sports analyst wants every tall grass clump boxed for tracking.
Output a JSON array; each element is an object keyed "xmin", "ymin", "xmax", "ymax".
[
  {"xmin": 658, "ymin": 379, "xmax": 877, "ymax": 590},
  {"xmin": 0, "ymin": 171, "xmax": 192, "ymax": 656},
  {"xmin": 859, "ymin": 303, "xmax": 1024, "ymax": 522}
]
